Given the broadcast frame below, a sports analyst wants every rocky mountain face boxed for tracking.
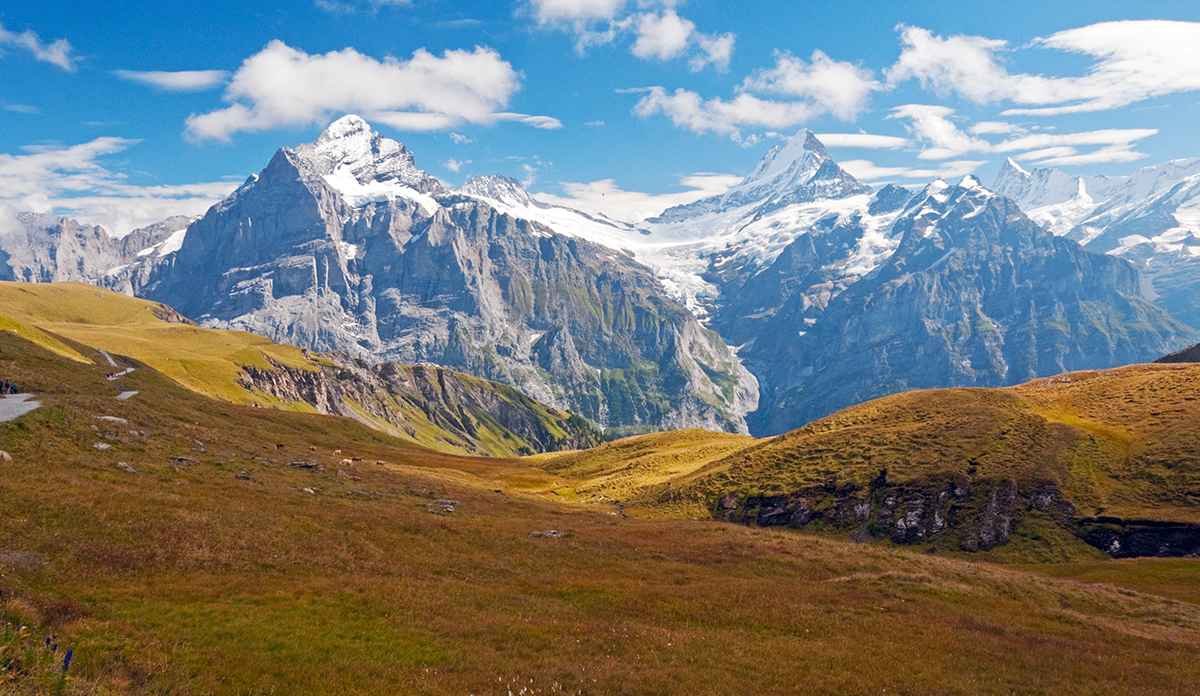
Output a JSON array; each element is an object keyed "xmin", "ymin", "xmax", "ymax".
[
  {"xmin": 429, "ymin": 129, "xmax": 1198, "ymax": 435},
  {"xmin": 744, "ymin": 177, "xmax": 1194, "ymax": 434},
  {"xmin": 137, "ymin": 115, "xmax": 757, "ymax": 435},
  {"xmin": 240, "ymin": 353, "xmax": 601, "ymax": 456},
  {"xmin": 0, "ymin": 211, "xmax": 185, "ymax": 288},
  {"xmin": 993, "ymin": 157, "xmax": 1200, "ymax": 328}
]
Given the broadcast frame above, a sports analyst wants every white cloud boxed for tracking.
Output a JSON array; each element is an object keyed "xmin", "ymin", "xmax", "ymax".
[
  {"xmin": 887, "ymin": 21, "xmax": 1200, "ymax": 115},
  {"xmin": 529, "ymin": 0, "xmax": 627, "ymax": 25},
  {"xmin": 1012, "ymin": 147, "xmax": 1078, "ymax": 162},
  {"xmin": 691, "ymin": 32, "xmax": 735, "ymax": 72},
  {"xmin": 743, "ymin": 51, "xmax": 879, "ymax": 120},
  {"xmin": 451, "ymin": 132, "xmax": 473, "ymax": 144},
  {"xmin": 816, "ymin": 133, "xmax": 908, "ymax": 149},
  {"xmin": 888, "ymin": 104, "xmax": 989, "ymax": 158},
  {"xmin": 584, "ymin": 120, "xmax": 605, "ymax": 127},
  {"xmin": 529, "ymin": 1, "xmax": 733, "ymax": 70},
  {"xmin": 0, "ymin": 137, "xmax": 236, "ymax": 237},
  {"xmin": 444, "ymin": 157, "xmax": 470, "ymax": 172},
  {"xmin": 992, "ymin": 128, "xmax": 1158, "ymax": 153},
  {"xmin": 495, "ymin": 113, "xmax": 564, "ymax": 129},
  {"xmin": 839, "ymin": 158, "xmax": 985, "ymax": 183},
  {"xmin": 1020, "ymin": 145, "xmax": 1147, "ymax": 167},
  {"xmin": 634, "ymin": 88, "xmax": 820, "ymax": 136},
  {"xmin": 0, "ymin": 23, "xmax": 76, "ymax": 71},
  {"xmin": 631, "ymin": 11, "xmax": 694, "ymax": 61},
  {"xmin": 969, "ymin": 121, "xmax": 1024, "ymax": 135},
  {"xmin": 635, "ymin": 51, "xmax": 878, "ymax": 137},
  {"xmin": 888, "ymin": 104, "xmax": 1158, "ymax": 164},
  {"xmin": 838, "ymin": 160, "xmax": 910, "ymax": 181},
  {"xmin": 186, "ymin": 41, "xmax": 531, "ymax": 140},
  {"xmin": 114, "ymin": 69, "xmax": 231, "ymax": 92},
  {"xmin": 4, "ymin": 104, "xmax": 40, "ymax": 114},
  {"xmin": 533, "ymin": 172, "xmax": 742, "ymax": 223},
  {"xmin": 522, "ymin": 163, "xmax": 538, "ymax": 187}
]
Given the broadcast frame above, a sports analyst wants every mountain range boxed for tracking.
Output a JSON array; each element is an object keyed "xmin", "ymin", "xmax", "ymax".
[{"xmin": 0, "ymin": 117, "xmax": 1194, "ymax": 435}]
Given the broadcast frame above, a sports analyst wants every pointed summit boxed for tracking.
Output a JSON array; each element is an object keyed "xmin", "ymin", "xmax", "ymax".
[
  {"xmin": 291, "ymin": 114, "xmax": 444, "ymax": 199},
  {"xmin": 318, "ymin": 114, "xmax": 372, "ymax": 142},
  {"xmin": 741, "ymin": 129, "xmax": 831, "ymax": 187}
]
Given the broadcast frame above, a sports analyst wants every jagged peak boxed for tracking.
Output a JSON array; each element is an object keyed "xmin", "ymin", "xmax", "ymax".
[
  {"xmin": 456, "ymin": 174, "xmax": 544, "ymax": 209},
  {"xmin": 741, "ymin": 129, "xmax": 831, "ymax": 187},
  {"xmin": 1000, "ymin": 157, "xmax": 1030, "ymax": 178},
  {"xmin": 959, "ymin": 174, "xmax": 985, "ymax": 190},
  {"xmin": 317, "ymin": 114, "xmax": 373, "ymax": 144}
]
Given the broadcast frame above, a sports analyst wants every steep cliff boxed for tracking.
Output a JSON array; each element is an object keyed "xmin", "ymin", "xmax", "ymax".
[
  {"xmin": 140, "ymin": 116, "xmax": 757, "ymax": 434},
  {"xmin": 240, "ymin": 354, "xmax": 601, "ymax": 457}
]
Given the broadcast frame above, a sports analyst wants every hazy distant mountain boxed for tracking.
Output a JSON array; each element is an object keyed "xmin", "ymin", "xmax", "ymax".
[{"xmin": 993, "ymin": 157, "xmax": 1200, "ymax": 328}]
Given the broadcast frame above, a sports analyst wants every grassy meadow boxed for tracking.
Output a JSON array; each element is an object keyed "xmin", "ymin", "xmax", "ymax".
[{"xmin": 0, "ymin": 285, "xmax": 1198, "ymax": 693}]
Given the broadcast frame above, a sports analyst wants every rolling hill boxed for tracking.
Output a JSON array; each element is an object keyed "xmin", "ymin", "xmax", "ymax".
[
  {"xmin": 0, "ymin": 292, "xmax": 1199, "ymax": 694},
  {"xmin": 0, "ymin": 281, "xmax": 598, "ymax": 457}
]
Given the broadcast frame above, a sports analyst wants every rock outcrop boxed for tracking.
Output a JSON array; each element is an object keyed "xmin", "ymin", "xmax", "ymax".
[{"xmin": 240, "ymin": 352, "xmax": 602, "ymax": 456}]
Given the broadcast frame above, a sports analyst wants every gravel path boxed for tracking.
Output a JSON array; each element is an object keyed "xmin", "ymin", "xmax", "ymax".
[{"xmin": 0, "ymin": 394, "xmax": 40, "ymax": 422}]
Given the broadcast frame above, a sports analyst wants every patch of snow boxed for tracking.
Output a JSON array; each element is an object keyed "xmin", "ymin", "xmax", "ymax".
[
  {"xmin": 323, "ymin": 165, "xmax": 440, "ymax": 214},
  {"xmin": 157, "ymin": 228, "xmax": 187, "ymax": 256}
]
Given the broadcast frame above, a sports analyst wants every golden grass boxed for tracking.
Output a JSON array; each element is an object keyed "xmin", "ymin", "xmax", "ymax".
[{"xmin": 0, "ymin": 329, "xmax": 1199, "ymax": 693}]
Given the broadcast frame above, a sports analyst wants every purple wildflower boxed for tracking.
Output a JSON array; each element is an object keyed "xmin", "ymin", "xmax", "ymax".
[{"xmin": 62, "ymin": 648, "xmax": 72, "ymax": 673}]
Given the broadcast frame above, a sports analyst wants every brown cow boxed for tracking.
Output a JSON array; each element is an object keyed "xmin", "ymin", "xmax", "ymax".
[{"xmin": 350, "ymin": 456, "xmax": 363, "ymax": 462}]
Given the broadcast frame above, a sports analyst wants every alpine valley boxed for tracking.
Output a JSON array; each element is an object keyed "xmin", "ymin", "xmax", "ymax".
[{"xmin": 0, "ymin": 116, "xmax": 1195, "ymax": 436}]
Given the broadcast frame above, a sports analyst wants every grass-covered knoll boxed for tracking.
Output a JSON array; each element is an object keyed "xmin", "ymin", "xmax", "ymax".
[
  {"xmin": 0, "ymin": 281, "xmax": 598, "ymax": 458},
  {"xmin": 0, "ymin": 281, "xmax": 314, "ymax": 405},
  {"xmin": 1, "ymin": 329, "xmax": 1199, "ymax": 694},
  {"xmin": 533, "ymin": 429, "xmax": 758, "ymax": 515},
  {"xmin": 526, "ymin": 362, "xmax": 1200, "ymax": 560}
]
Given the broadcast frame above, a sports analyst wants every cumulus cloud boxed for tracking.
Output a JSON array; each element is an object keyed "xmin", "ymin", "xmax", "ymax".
[
  {"xmin": 529, "ymin": 0, "xmax": 627, "ymax": 25},
  {"xmin": 635, "ymin": 51, "xmax": 879, "ymax": 138},
  {"xmin": 528, "ymin": 0, "xmax": 733, "ymax": 70},
  {"xmin": 185, "ymin": 41, "xmax": 542, "ymax": 140},
  {"xmin": 114, "ymin": 69, "xmax": 230, "ymax": 92},
  {"xmin": 533, "ymin": 172, "xmax": 742, "ymax": 223},
  {"xmin": 0, "ymin": 138, "xmax": 236, "ymax": 237},
  {"xmin": 691, "ymin": 32, "xmax": 735, "ymax": 72},
  {"xmin": 0, "ymin": 23, "xmax": 76, "ymax": 71},
  {"xmin": 888, "ymin": 104, "xmax": 990, "ymax": 159},
  {"xmin": 634, "ymin": 88, "xmax": 822, "ymax": 137},
  {"xmin": 631, "ymin": 10, "xmax": 694, "ymax": 60},
  {"xmin": 743, "ymin": 51, "xmax": 879, "ymax": 120},
  {"xmin": 886, "ymin": 21, "xmax": 1200, "ymax": 115}
]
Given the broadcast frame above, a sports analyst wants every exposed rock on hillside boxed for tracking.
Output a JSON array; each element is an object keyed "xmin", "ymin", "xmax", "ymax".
[{"xmin": 240, "ymin": 353, "xmax": 601, "ymax": 456}]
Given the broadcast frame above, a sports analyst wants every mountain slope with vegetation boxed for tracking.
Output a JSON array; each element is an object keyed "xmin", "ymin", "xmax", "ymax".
[
  {"xmin": 0, "ymin": 281, "xmax": 598, "ymax": 456},
  {"xmin": 0, "ymin": 318, "xmax": 1199, "ymax": 694}
]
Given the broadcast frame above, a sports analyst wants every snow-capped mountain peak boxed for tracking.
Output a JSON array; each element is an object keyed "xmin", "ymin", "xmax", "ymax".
[
  {"xmin": 290, "ymin": 114, "xmax": 445, "ymax": 210},
  {"xmin": 740, "ymin": 129, "xmax": 831, "ymax": 188},
  {"xmin": 457, "ymin": 175, "xmax": 546, "ymax": 210}
]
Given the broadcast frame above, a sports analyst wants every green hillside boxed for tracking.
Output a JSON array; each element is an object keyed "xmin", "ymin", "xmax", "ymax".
[{"xmin": 0, "ymin": 319, "xmax": 1198, "ymax": 694}]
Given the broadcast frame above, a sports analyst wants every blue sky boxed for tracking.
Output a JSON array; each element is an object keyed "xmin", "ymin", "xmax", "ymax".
[{"xmin": 3, "ymin": 0, "xmax": 1200, "ymax": 234}]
